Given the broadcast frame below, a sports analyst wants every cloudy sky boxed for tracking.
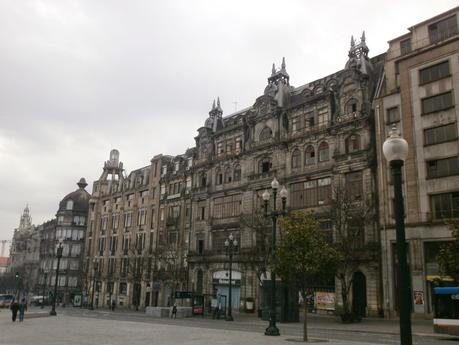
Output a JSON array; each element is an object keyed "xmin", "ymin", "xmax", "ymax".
[{"xmin": 0, "ymin": 0, "xmax": 457, "ymax": 251}]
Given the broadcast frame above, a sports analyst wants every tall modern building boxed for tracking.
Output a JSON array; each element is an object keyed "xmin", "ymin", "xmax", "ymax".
[{"xmin": 375, "ymin": 6, "xmax": 459, "ymax": 317}]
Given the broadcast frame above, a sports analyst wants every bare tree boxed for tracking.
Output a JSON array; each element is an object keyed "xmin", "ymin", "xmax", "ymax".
[
  {"xmin": 330, "ymin": 180, "xmax": 378, "ymax": 320},
  {"xmin": 239, "ymin": 211, "xmax": 272, "ymax": 287}
]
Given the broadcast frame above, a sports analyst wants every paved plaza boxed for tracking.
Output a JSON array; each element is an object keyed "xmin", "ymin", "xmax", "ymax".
[
  {"xmin": 0, "ymin": 308, "xmax": 457, "ymax": 345},
  {"xmin": 0, "ymin": 311, "xmax": 369, "ymax": 345}
]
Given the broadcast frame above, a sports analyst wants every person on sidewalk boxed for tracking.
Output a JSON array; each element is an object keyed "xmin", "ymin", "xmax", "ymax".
[
  {"xmin": 10, "ymin": 299, "xmax": 19, "ymax": 322},
  {"xmin": 19, "ymin": 298, "xmax": 26, "ymax": 322},
  {"xmin": 111, "ymin": 300, "xmax": 116, "ymax": 311},
  {"xmin": 171, "ymin": 303, "xmax": 177, "ymax": 318}
]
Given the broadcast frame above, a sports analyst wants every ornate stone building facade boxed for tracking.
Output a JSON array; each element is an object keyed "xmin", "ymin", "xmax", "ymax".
[
  {"xmin": 375, "ymin": 6, "xmax": 459, "ymax": 318},
  {"xmin": 86, "ymin": 36, "xmax": 385, "ymax": 316},
  {"xmin": 8, "ymin": 206, "xmax": 41, "ymax": 296},
  {"xmin": 187, "ymin": 38, "xmax": 384, "ymax": 316}
]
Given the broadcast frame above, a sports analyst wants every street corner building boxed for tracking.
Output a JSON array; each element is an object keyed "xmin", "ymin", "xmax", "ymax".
[
  {"xmin": 374, "ymin": 7, "xmax": 459, "ymax": 318},
  {"xmin": 85, "ymin": 32, "xmax": 385, "ymax": 317}
]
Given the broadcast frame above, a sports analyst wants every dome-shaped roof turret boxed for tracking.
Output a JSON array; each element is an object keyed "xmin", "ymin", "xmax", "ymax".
[{"xmin": 57, "ymin": 178, "xmax": 91, "ymax": 214}]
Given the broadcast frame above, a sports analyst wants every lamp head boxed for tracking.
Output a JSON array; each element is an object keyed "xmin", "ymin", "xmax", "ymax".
[
  {"xmin": 271, "ymin": 178, "xmax": 279, "ymax": 190},
  {"xmin": 262, "ymin": 189, "xmax": 270, "ymax": 201},
  {"xmin": 229, "ymin": 233, "xmax": 233, "ymax": 241},
  {"xmin": 224, "ymin": 239, "xmax": 229, "ymax": 247},
  {"xmin": 233, "ymin": 239, "xmax": 238, "ymax": 247},
  {"xmin": 279, "ymin": 185, "xmax": 288, "ymax": 199},
  {"xmin": 383, "ymin": 125, "xmax": 408, "ymax": 162}
]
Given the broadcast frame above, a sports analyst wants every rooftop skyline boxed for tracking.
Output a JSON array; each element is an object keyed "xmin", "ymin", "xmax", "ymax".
[{"xmin": 1, "ymin": 0, "xmax": 457, "ymax": 246}]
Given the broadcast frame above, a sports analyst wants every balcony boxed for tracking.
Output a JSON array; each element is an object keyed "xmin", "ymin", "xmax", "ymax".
[
  {"xmin": 335, "ymin": 111, "xmax": 361, "ymax": 124},
  {"xmin": 247, "ymin": 169, "xmax": 277, "ymax": 182}
]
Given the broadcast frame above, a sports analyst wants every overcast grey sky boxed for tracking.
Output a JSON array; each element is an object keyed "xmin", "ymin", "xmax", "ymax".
[{"xmin": 0, "ymin": 0, "xmax": 457, "ymax": 251}]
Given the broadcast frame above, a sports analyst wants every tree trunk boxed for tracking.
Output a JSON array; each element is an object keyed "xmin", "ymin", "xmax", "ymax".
[{"xmin": 303, "ymin": 298, "xmax": 308, "ymax": 342}]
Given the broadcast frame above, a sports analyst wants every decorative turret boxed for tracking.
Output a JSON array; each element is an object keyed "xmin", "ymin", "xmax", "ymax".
[
  {"xmin": 345, "ymin": 31, "xmax": 372, "ymax": 75},
  {"xmin": 18, "ymin": 205, "xmax": 32, "ymax": 231},
  {"xmin": 267, "ymin": 57, "xmax": 289, "ymax": 86},
  {"xmin": 204, "ymin": 97, "xmax": 225, "ymax": 132},
  {"xmin": 100, "ymin": 149, "xmax": 124, "ymax": 181},
  {"xmin": 264, "ymin": 57, "xmax": 291, "ymax": 107}
]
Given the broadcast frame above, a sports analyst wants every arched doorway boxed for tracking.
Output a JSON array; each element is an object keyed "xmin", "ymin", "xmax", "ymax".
[{"xmin": 352, "ymin": 271, "xmax": 367, "ymax": 318}]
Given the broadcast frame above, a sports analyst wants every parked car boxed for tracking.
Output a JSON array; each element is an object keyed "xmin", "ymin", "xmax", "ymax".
[{"xmin": 0, "ymin": 294, "xmax": 15, "ymax": 308}]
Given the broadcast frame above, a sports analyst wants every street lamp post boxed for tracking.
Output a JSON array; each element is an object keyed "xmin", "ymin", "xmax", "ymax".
[
  {"xmin": 262, "ymin": 178, "xmax": 288, "ymax": 337},
  {"xmin": 41, "ymin": 272, "xmax": 48, "ymax": 309},
  {"xmin": 50, "ymin": 240, "xmax": 64, "ymax": 316},
  {"xmin": 90, "ymin": 258, "xmax": 98, "ymax": 310},
  {"xmin": 224, "ymin": 233, "xmax": 238, "ymax": 321},
  {"xmin": 383, "ymin": 125, "xmax": 412, "ymax": 345}
]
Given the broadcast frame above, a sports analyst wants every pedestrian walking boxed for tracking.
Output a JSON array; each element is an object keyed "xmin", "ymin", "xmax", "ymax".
[
  {"xmin": 111, "ymin": 300, "xmax": 116, "ymax": 311},
  {"xmin": 19, "ymin": 298, "xmax": 26, "ymax": 322},
  {"xmin": 10, "ymin": 299, "xmax": 19, "ymax": 322},
  {"xmin": 171, "ymin": 303, "xmax": 177, "ymax": 318}
]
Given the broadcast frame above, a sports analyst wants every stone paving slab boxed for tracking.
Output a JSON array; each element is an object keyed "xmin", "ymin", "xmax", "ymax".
[{"xmin": 0, "ymin": 312, "xmax": 381, "ymax": 345}]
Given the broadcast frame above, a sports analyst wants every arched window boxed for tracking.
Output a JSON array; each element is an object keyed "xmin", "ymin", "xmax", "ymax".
[
  {"xmin": 345, "ymin": 99, "xmax": 358, "ymax": 113},
  {"xmin": 66, "ymin": 199, "xmax": 74, "ymax": 210},
  {"xmin": 216, "ymin": 168, "xmax": 223, "ymax": 185},
  {"xmin": 346, "ymin": 134, "xmax": 361, "ymax": 153},
  {"xmin": 305, "ymin": 146, "xmax": 315, "ymax": 166},
  {"xmin": 225, "ymin": 167, "xmax": 232, "ymax": 183},
  {"xmin": 259, "ymin": 158, "xmax": 272, "ymax": 173},
  {"xmin": 291, "ymin": 149, "xmax": 301, "ymax": 169},
  {"xmin": 233, "ymin": 164, "xmax": 241, "ymax": 182},
  {"xmin": 318, "ymin": 142, "xmax": 329, "ymax": 162},
  {"xmin": 259, "ymin": 127, "xmax": 273, "ymax": 141}
]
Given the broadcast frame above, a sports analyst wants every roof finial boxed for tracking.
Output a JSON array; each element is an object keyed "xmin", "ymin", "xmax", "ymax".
[
  {"xmin": 271, "ymin": 63, "xmax": 276, "ymax": 76},
  {"xmin": 351, "ymin": 35, "xmax": 355, "ymax": 47},
  {"xmin": 361, "ymin": 31, "xmax": 366, "ymax": 43},
  {"xmin": 77, "ymin": 178, "xmax": 88, "ymax": 189},
  {"xmin": 212, "ymin": 99, "xmax": 216, "ymax": 110},
  {"xmin": 281, "ymin": 57, "xmax": 286, "ymax": 70},
  {"xmin": 217, "ymin": 97, "xmax": 222, "ymax": 112}
]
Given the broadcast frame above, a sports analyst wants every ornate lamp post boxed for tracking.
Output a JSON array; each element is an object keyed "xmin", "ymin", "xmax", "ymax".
[
  {"xmin": 50, "ymin": 240, "xmax": 64, "ymax": 316},
  {"xmin": 224, "ymin": 233, "xmax": 238, "ymax": 321},
  {"xmin": 262, "ymin": 178, "xmax": 288, "ymax": 336},
  {"xmin": 383, "ymin": 125, "xmax": 412, "ymax": 345},
  {"xmin": 41, "ymin": 272, "xmax": 48, "ymax": 309},
  {"xmin": 90, "ymin": 258, "xmax": 98, "ymax": 310}
]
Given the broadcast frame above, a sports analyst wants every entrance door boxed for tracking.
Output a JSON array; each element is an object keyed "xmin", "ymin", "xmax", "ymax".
[
  {"xmin": 215, "ymin": 285, "xmax": 240, "ymax": 310},
  {"xmin": 145, "ymin": 292, "xmax": 151, "ymax": 307},
  {"xmin": 352, "ymin": 271, "xmax": 367, "ymax": 318},
  {"xmin": 133, "ymin": 283, "xmax": 141, "ymax": 308}
]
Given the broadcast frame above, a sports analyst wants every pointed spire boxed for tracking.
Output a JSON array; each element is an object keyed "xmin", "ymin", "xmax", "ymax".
[
  {"xmin": 271, "ymin": 63, "xmax": 276, "ymax": 76},
  {"xmin": 351, "ymin": 35, "xmax": 355, "ymax": 47},
  {"xmin": 361, "ymin": 31, "xmax": 366, "ymax": 43},
  {"xmin": 212, "ymin": 99, "xmax": 216, "ymax": 110},
  {"xmin": 216, "ymin": 97, "xmax": 222, "ymax": 112},
  {"xmin": 281, "ymin": 57, "xmax": 286, "ymax": 71}
]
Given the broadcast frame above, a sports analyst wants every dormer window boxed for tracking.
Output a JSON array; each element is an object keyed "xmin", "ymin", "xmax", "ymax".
[
  {"xmin": 66, "ymin": 200, "xmax": 74, "ymax": 210},
  {"xmin": 175, "ymin": 162, "xmax": 180, "ymax": 172}
]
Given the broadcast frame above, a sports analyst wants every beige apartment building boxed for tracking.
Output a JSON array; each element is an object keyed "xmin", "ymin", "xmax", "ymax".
[{"xmin": 375, "ymin": 7, "xmax": 459, "ymax": 318}]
